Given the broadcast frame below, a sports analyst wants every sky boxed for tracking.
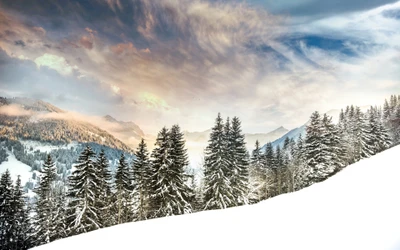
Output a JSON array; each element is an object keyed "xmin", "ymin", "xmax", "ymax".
[{"xmin": 0, "ymin": 0, "xmax": 399, "ymax": 134}]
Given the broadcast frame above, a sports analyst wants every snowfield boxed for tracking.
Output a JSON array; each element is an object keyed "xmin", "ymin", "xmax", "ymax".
[
  {"xmin": 34, "ymin": 146, "xmax": 400, "ymax": 250},
  {"xmin": 0, "ymin": 150, "xmax": 32, "ymax": 185}
]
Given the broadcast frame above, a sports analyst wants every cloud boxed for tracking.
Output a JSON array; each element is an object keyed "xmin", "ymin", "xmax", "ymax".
[
  {"xmin": 79, "ymin": 36, "xmax": 93, "ymax": 50},
  {"xmin": 34, "ymin": 53, "xmax": 77, "ymax": 76},
  {"xmin": 0, "ymin": 104, "xmax": 33, "ymax": 116},
  {"xmin": 0, "ymin": 0, "xmax": 399, "ymax": 134},
  {"xmin": 14, "ymin": 40, "xmax": 25, "ymax": 47}
]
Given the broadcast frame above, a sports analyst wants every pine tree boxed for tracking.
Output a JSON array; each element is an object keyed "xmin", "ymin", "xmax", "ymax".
[
  {"xmin": 114, "ymin": 153, "xmax": 132, "ymax": 224},
  {"xmin": 66, "ymin": 146, "xmax": 101, "ymax": 235},
  {"xmin": 229, "ymin": 117, "xmax": 249, "ymax": 206},
  {"xmin": 352, "ymin": 107, "xmax": 373, "ymax": 161},
  {"xmin": 321, "ymin": 114, "xmax": 345, "ymax": 174},
  {"xmin": 203, "ymin": 113, "xmax": 234, "ymax": 210},
  {"xmin": 95, "ymin": 150, "xmax": 113, "ymax": 227},
  {"xmin": 249, "ymin": 140, "xmax": 267, "ymax": 203},
  {"xmin": 304, "ymin": 111, "xmax": 330, "ymax": 185},
  {"xmin": 10, "ymin": 175, "xmax": 32, "ymax": 250},
  {"xmin": 51, "ymin": 187, "xmax": 67, "ymax": 242},
  {"xmin": 264, "ymin": 142, "xmax": 277, "ymax": 197},
  {"xmin": 132, "ymin": 139, "xmax": 151, "ymax": 221},
  {"xmin": 0, "ymin": 169, "xmax": 14, "ymax": 249},
  {"xmin": 32, "ymin": 155, "xmax": 57, "ymax": 246}
]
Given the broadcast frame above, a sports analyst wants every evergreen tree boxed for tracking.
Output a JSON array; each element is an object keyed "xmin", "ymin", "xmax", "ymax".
[
  {"xmin": 229, "ymin": 117, "xmax": 249, "ymax": 206},
  {"xmin": 321, "ymin": 114, "xmax": 345, "ymax": 173},
  {"xmin": 203, "ymin": 113, "xmax": 234, "ymax": 210},
  {"xmin": 264, "ymin": 142, "xmax": 277, "ymax": 197},
  {"xmin": 114, "ymin": 153, "xmax": 132, "ymax": 224},
  {"xmin": 304, "ymin": 111, "xmax": 331, "ymax": 185},
  {"xmin": 132, "ymin": 139, "xmax": 151, "ymax": 221},
  {"xmin": 32, "ymin": 155, "xmax": 57, "ymax": 246},
  {"xmin": 249, "ymin": 140, "xmax": 267, "ymax": 203},
  {"xmin": 0, "ymin": 169, "xmax": 14, "ymax": 249},
  {"xmin": 95, "ymin": 150, "xmax": 113, "ymax": 227},
  {"xmin": 66, "ymin": 146, "xmax": 101, "ymax": 235},
  {"xmin": 10, "ymin": 175, "xmax": 32, "ymax": 250}
]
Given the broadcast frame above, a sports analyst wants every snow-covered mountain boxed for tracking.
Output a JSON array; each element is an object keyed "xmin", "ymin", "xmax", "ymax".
[
  {"xmin": 0, "ymin": 97, "xmax": 132, "ymax": 152},
  {"xmin": 0, "ymin": 97, "xmax": 136, "ymax": 193},
  {"xmin": 34, "ymin": 145, "xmax": 400, "ymax": 250}
]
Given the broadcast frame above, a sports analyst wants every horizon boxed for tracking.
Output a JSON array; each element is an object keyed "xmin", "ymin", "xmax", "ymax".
[{"xmin": 0, "ymin": 0, "xmax": 399, "ymax": 134}]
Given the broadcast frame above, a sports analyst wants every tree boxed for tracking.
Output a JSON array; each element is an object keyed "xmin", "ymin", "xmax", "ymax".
[
  {"xmin": 10, "ymin": 175, "xmax": 32, "ymax": 250},
  {"xmin": 304, "ymin": 111, "xmax": 331, "ymax": 185},
  {"xmin": 321, "ymin": 114, "xmax": 345, "ymax": 173},
  {"xmin": 32, "ymin": 155, "xmax": 57, "ymax": 246},
  {"xmin": 264, "ymin": 142, "xmax": 277, "ymax": 197},
  {"xmin": 132, "ymin": 139, "xmax": 151, "ymax": 221},
  {"xmin": 66, "ymin": 146, "xmax": 101, "ymax": 235},
  {"xmin": 0, "ymin": 169, "xmax": 14, "ymax": 248},
  {"xmin": 229, "ymin": 117, "xmax": 249, "ymax": 206},
  {"xmin": 249, "ymin": 140, "xmax": 267, "ymax": 203},
  {"xmin": 114, "ymin": 153, "xmax": 133, "ymax": 224},
  {"xmin": 149, "ymin": 126, "xmax": 192, "ymax": 217},
  {"xmin": 95, "ymin": 150, "xmax": 113, "ymax": 227},
  {"xmin": 203, "ymin": 113, "xmax": 234, "ymax": 210}
]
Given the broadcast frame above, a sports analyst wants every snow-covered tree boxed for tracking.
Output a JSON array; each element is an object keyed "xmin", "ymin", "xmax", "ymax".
[
  {"xmin": 249, "ymin": 140, "xmax": 267, "ymax": 203},
  {"xmin": 149, "ymin": 126, "xmax": 192, "ymax": 217},
  {"xmin": 95, "ymin": 149, "xmax": 113, "ymax": 227},
  {"xmin": 304, "ymin": 111, "xmax": 333, "ymax": 185},
  {"xmin": 10, "ymin": 175, "xmax": 32, "ymax": 250},
  {"xmin": 114, "ymin": 153, "xmax": 133, "ymax": 224},
  {"xmin": 32, "ymin": 154, "xmax": 57, "ymax": 246},
  {"xmin": 0, "ymin": 169, "xmax": 14, "ymax": 248},
  {"xmin": 229, "ymin": 117, "xmax": 249, "ymax": 206},
  {"xmin": 132, "ymin": 139, "xmax": 151, "ymax": 221},
  {"xmin": 66, "ymin": 146, "xmax": 101, "ymax": 235},
  {"xmin": 203, "ymin": 113, "xmax": 234, "ymax": 210}
]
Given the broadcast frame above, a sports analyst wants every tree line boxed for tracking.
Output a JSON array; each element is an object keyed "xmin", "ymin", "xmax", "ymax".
[{"xmin": 0, "ymin": 95, "xmax": 398, "ymax": 249}]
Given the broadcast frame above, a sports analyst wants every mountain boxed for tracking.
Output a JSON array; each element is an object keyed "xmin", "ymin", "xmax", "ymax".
[
  {"xmin": 245, "ymin": 126, "xmax": 288, "ymax": 149},
  {"xmin": 183, "ymin": 126, "xmax": 288, "ymax": 169},
  {"xmin": 263, "ymin": 106, "xmax": 372, "ymax": 150},
  {"xmin": 102, "ymin": 115, "xmax": 147, "ymax": 149},
  {"xmin": 0, "ymin": 97, "xmax": 132, "ymax": 152},
  {"xmin": 34, "ymin": 146, "xmax": 400, "ymax": 250}
]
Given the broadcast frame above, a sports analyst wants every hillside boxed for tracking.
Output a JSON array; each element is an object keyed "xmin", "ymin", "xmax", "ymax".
[
  {"xmin": 34, "ymin": 145, "xmax": 400, "ymax": 250},
  {"xmin": 0, "ymin": 97, "xmax": 132, "ymax": 152}
]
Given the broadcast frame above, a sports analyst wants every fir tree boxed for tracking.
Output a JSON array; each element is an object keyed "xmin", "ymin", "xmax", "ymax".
[
  {"xmin": 114, "ymin": 153, "xmax": 132, "ymax": 224},
  {"xmin": 249, "ymin": 140, "xmax": 267, "ymax": 203},
  {"xmin": 132, "ymin": 139, "xmax": 151, "ymax": 221},
  {"xmin": 229, "ymin": 117, "xmax": 249, "ymax": 206},
  {"xmin": 95, "ymin": 150, "xmax": 112, "ymax": 227},
  {"xmin": 0, "ymin": 169, "xmax": 14, "ymax": 249},
  {"xmin": 304, "ymin": 111, "xmax": 331, "ymax": 185},
  {"xmin": 203, "ymin": 113, "xmax": 234, "ymax": 210},
  {"xmin": 66, "ymin": 146, "xmax": 101, "ymax": 235},
  {"xmin": 32, "ymin": 155, "xmax": 57, "ymax": 246},
  {"xmin": 10, "ymin": 175, "xmax": 32, "ymax": 250}
]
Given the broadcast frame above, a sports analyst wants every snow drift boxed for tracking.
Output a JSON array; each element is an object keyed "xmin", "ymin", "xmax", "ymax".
[{"xmin": 34, "ymin": 146, "xmax": 400, "ymax": 250}]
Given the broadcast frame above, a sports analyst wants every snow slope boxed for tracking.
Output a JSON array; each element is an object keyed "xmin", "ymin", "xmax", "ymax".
[
  {"xmin": 0, "ymin": 150, "xmax": 32, "ymax": 185},
  {"xmin": 34, "ymin": 146, "xmax": 400, "ymax": 250}
]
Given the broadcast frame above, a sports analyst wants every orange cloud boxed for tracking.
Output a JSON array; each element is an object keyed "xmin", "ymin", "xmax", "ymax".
[
  {"xmin": 110, "ymin": 42, "xmax": 137, "ymax": 55},
  {"xmin": 79, "ymin": 35, "xmax": 93, "ymax": 50}
]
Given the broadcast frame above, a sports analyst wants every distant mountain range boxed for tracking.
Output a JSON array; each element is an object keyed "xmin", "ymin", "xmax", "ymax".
[{"xmin": 261, "ymin": 106, "xmax": 372, "ymax": 151}]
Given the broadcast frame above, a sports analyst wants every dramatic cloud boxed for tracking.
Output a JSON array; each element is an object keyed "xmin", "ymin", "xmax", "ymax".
[{"xmin": 0, "ymin": 0, "xmax": 399, "ymax": 134}]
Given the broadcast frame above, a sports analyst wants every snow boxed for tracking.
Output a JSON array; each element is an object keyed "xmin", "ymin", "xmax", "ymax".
[
  {"xmin": 21, "ymin": 140, "xmax": 78, "ymax": 153},
  {"xmin": 0, "ymin": 150, "xmax": 33, "ymax": 185},
  {"xmin": 34, "ymin": 146, "xmax": 400, "ymax": 250}
]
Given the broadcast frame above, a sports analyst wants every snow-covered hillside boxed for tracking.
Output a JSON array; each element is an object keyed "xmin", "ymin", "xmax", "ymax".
[{"xmin": 34, "ymin": 146, "xmax": 400, "ymax": 250}]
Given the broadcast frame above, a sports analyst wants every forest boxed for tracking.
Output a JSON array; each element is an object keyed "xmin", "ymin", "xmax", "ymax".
[{"xmin": 0, "ymin": 94, "xmax": 399, "ymax": 249}]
